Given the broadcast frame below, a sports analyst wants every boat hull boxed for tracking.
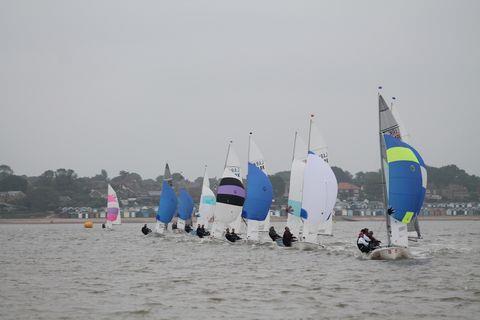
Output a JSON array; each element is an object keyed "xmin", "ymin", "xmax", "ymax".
[{"xmin": 368, "ymin": 247, "xmax": 412, "ymax": 260}]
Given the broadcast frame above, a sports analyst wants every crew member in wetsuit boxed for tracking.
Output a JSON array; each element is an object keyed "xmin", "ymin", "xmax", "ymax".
[
  {"xmin": 201, "ymin": 224, "xmax": 210, "ymax": 236},
  {"xmin": 225, "ymin": 228, "xmax": 235, "ymax": 242},
  {"xmin": 269, "ymin": 226, "xmax": 282, "ymax": 241},
  {"xmin": 357, "ymin": 229, "xmax": 371, "ymax": 253},
  {"xmin": 196, "ymin": 224, "xmax": 204, "ymax": 238},
  {"xmin": 185, "ymin": 223, "xmax": 192, "ymax": 233},
  {"xmin": 231, "ymin": 228, "xmax": 241, "ymax": 241},
  {"xmin": 102, "ymin": 223, "xmax": 106, "ymax": 229},
  {"xmin": 141, "ymin": 224, "xmax": 152, "ymax": 235},
  {"xmin": 282, "ymin": 227, "xmax": 296, "ymax": 247},
  {"xmin": 172, "ymin": 221, "xmax": 178, "ymax": 230}
]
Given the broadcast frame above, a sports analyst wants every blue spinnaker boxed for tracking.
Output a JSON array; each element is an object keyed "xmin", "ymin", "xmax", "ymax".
[
  {"xmin": 384, "ymin": 134, "xmax": 427, "ymax": 224},
  {"xmin": 242, "ymin": 163, "xmax": 273, "ymax": 221},
  {"xmin": 178, "ymin": 188, "xmax": 194, "ymax": 221},
  {"xmin": 156, "ymin": 180, "xmax": 178, "ymax": 223}
]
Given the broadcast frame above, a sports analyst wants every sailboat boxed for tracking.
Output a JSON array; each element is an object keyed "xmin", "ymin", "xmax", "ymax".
[
  {"xmin": 286, "ymin": 132, "xmax": 307, "ymax": 239},
  {"xmin": 369, "ymin": 93, "xmax": 427, "ymax": 260},
  {"xmin": 211, "ymin": 141, "xmax": 246, "ymax": 239},
  {"xmin": 197, "ymin": 166, "xmax": 216, "ymax": 229},
  {"xmin": 297, "ymin": 115, "xmax": 338, "ymax": 249},
  {"xmin": 379, "ymin": 94, "xmax": 422, "ymax": 240},
  {"xmin": 242, "ymin": 133, "xmax": 273, "ymax": 243},
  {"xmin": 177, "ymin": 188, "xmax": 194, "ymax": 232},
  {"xmin": 105, "ymin": 184, "xmax": 120, "ymax": 230},
  {"xmin": 155, "ymin": 163, "xmax": 178, "ymax": 235}
]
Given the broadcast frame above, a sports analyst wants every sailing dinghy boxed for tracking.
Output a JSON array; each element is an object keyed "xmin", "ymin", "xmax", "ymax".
[
  {"xmin": 155, "ymin": 163, "xmax": 178, "ymax": 235},
  {"xmin": 105, "ymin": 184, "xmax": 120, "ymax": 230},
  {"xmin": 296, "ymin": 115, "xmax": 338, "ymax": 250},
  {"xmin": 286, "ymin": 132, "xmax": 307, "ymax": 240},
  {"xmin": 379, "ymin": 94, "xmax": 422, "ymax": 240},
  {"xmin": 242, "ymin": 133, "xmax": 273, "ymax": 243},
  {"xmin": 369, "ymin": 92, "xmax": 427, "ymax": 260},
  {"xmin": 197, "ymin": 166, "xmax": 216, "ymax": 230},
  {"xmin": 177, "ymin": 188, "xmax": 194, "ymax": 233},
  {"xmin": 211, "ymin": 142, "xmax": 246, "ymax": 240}
]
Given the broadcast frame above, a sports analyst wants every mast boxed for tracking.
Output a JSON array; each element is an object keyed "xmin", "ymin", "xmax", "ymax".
[
  {"xmin": 248, "ymin": 132, "xmax": 252, "ymax": 163},
  {"xmin": 378, "ymin": 88, "xmax": 391, "ymax": 246},
  {"xmin": 223, "ymin": 140, "xmax": 232, "ymax": 170},
  {"xmin": 307, "ymin": 114, "xmax": 314, "ymax": 151},
  {"xmin": 291, "ymin": 131, "xmax": 298, "ymax": 162}
]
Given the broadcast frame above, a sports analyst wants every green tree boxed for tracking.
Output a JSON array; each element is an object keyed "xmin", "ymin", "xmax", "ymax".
[
  {"xmin": 0, "ymin": 175, "xmax": 28, "ymax": 192},
  {"xmin": 0, "ymin": 164, "xmax": 13, "ymax": 179},
  {"xmin": 331, "ymin": 166, "xmax": 353, "ymax": 183},
  {"xmin": 27, "ymin": 187, "xmax": 59, "ymax": 211}
]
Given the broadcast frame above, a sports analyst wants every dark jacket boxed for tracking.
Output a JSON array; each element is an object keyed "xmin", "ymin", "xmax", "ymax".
[
  {"xmin": 269, "ymin": 228, "xmax": 281, "ymax": 241},
  {"xmin": 282, "ymin": 230, "xmax": 294, "ymax": 247}
]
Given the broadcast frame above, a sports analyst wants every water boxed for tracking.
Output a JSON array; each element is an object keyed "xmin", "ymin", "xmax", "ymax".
[{"xmin": 0, "ymin": 221, "xmax": 479, "ymax": 320}]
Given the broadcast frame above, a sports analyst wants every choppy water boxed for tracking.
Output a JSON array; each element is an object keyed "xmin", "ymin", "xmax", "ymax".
[{"xmin": 0, "ymin": 221, "xmax": 479, "ymax": 320}]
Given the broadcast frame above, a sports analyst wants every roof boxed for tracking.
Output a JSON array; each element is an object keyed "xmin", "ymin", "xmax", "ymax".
[{"xmin": 338, "ymin": 182, "xmax": 360, "ymax": 191}]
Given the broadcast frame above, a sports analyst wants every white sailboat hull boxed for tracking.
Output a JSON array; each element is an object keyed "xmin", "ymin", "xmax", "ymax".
[{"xmin": 368, "ymin": 247, "xmax": 412, "ymax": 260}]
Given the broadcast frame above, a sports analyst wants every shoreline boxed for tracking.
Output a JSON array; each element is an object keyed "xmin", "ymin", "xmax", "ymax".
[{"xmin": 0, "ymin": 215, "xmax": 479, "ymax": 224}]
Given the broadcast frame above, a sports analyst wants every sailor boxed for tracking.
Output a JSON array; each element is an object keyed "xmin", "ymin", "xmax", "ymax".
[
  {"xmin": 196, "ymin": 224, "xmax": 204, "ymax": 238},
  {"xmin": 141, "ymin": 224, "xmax": 152, "ymax": 235},
  {"xmin": 102, "ymin": 223, "xmax": 106, "ymax": 229},
  {"xmin": 201, "ymin": 224, "xmax": 210, "ymax": 236},
  {"xmin": 172, "ymin": 221, "xmax": 178, "ymax": 230},
  {"xmin": 231, "ymin": 228, "xmax": 241, "ymax": 241},
  {"xmin": 269, "ymin": 226, "xmax": 282, "ymax": 241},
  {"xmin": 225, "ymin": 228, "xmax": 235, "ymax": 242},
  {"xmin": 282, "ymin": 227, "xmax": 296, "ymax": 247},
  {"xmin": 357, "ymin": 229, "xmax": 371, "ymax": 253},
  {"xmin": 367, "ymin": 231, "xmax": 381, "ymax": 248},
  {"xmin": 185, "ymin": 223, "xmax": 192, "ymax": 233}
]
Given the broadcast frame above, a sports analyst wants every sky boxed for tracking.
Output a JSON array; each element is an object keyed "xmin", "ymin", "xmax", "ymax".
[{"xmin": 1, "ymin": 0, "xmax": 479, "ymax": 180}]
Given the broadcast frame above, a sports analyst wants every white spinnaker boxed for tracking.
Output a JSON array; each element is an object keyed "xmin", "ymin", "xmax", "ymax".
[
  {"xmin": 286, "ymin": 135, "xmax": 307, "ymax": 238},
  {"xmin": 198, "ymin": 168, "xmax": 215, "ymax": 228},
  {"xmin": 301, "ymin": 153, "xmax": 338, "ymax": 244}
]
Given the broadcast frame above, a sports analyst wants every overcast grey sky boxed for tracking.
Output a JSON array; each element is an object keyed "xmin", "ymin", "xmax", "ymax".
[{"xmin": 1, "ymin": 0, "xmax": 479, "ymax": 180}]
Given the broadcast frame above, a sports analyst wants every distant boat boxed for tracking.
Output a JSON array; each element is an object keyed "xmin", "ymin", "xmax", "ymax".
[
  {"xmin": 211, "ymin": 141, "xmax": 246, "ymax": 239},
  {"xmin": 379, "ymin": 94, "xmax": 423, "ymax": 240},
  {"xmin": 106, "ymin": 184, "xmax": 120, "ymax": 230},
  {"xmin": 298, "ymin": 115, "xmax": 338, "ymax": 249},
  {"xmin": 177, "ymin": 188, "xmax": 194, "ymax": 232},
  {"xmin": 242, "ymin": 133, "xmax": 273, "ymax": 243},
  {"xmin": 155, "ymin": 163, "xmax": 178, "ymax": 234},
  {"xmin": 369, "ymin": 134, "xmax": 427, "ymax": 260},
  {"xmin": 197, "ymin": 166, "xmax": 216, "ymax": 229},
  {"xmin": 286, "ymin": 131, "xmax": 307, "ymax": 239}
]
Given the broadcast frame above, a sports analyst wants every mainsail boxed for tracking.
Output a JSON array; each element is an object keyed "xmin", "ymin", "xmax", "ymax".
[
  {"xmin": 242, "ymin": 135, "xmax": 273, "ymax": 241},
  {"xmin": 106, "ymin": 184, "xmax": 120, "ymax": 229},
  {"xmin": 212, "ymin": 142, "xmax": 245, "ymax": 238},
  {"xmin": 178, "ymin": 188, "xmax": 194, "ymax": 228},
  {"xmin": 286, "ymin": 132, "xmax": 307, "ymax": 238},
  {"xmin": 156, "ymin": 163, "xmax": 177, "ymax": 233},
  {"xmin": 379, "ymin": 94, "xmax": 423, "ymax": 239},
  {"xmin": 383, "ymin": 134, "xmax": 427, "ymax": 247},
  {"xmin": 198, "ymin": 166, "xmax": 216, "ymax": 228},
  {"xmin": 301, "ymin": 117, "xmax": 338, "ymax": 244}
]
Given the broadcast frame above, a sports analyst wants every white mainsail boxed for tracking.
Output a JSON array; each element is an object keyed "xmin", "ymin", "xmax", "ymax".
[
  {"xmin": 197, "ymin": 166, "xmax": 216, "ymax": 229},
  {"xmin": 286, "ymin": 132, "xmax": 307, "ymax": 238}
]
